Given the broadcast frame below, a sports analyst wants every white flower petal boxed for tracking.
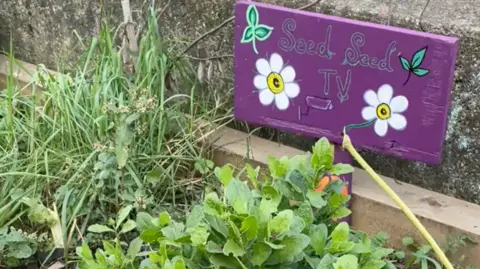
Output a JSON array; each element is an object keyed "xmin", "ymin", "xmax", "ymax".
[
  {"xmin": 377, "ymin": 84, "xmax": 393, "ymax": 104},
  {"xmin": 388, "ymin": 114, "xmax": 407, "ymax": 130},
  {"xmin": 259, "ymin": 89, "xmax": 274, "ymax": 106},
  {"xmin": 364, "ymin": 90, "xmax": 379, "ymax": 107},
  {"xmin": 254, "ymin": 75, "xmax": 268, "ymax": 90},
  {"xmin": 284, "ymin": 82, "xmax": 300, "ymax": 98},
  {"xmin": 280, "ymin": 66, "xmax": 296, "ymax": 83},
  {"xmin": 270, "ymin": 53, "xmax": 284, "ymax": 73},
  {"xmin": 361, "ymin": 106, "xmax": 377, "ymax": 121},
  {"xmin": 275, "ymin": 92, "xmax": 289, "ymax": 110},
  {"xmin": 374, "ymin": 119, "xmax": 388, "ymax": 137},
  {"xmin": 256, "ymin": 58, "xmax": 271, "ymax": 77},
  {"xmin": 389, "ymin": 96, "xmax": 409, "ymax": 113}
]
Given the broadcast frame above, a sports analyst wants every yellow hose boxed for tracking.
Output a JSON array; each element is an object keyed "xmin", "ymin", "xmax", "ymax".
[{"xmin": 341, "ymin": 130, "xmax": 454, "ymax": 269}]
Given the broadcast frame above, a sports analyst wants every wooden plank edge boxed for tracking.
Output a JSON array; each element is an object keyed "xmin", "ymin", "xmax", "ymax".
[{"xmin": 209, "ymin": 125, "xmax": 480, "ymax": 267}]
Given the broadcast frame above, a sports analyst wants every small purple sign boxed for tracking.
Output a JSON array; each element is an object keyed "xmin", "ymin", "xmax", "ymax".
[{"xmin": 233, "ymin": 1, "xmax": 459, "ymax": 164}]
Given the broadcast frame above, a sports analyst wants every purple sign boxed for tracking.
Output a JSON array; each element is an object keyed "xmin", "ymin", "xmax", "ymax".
[{"xmin": 233, "ymin": 1, "xmax": 459, "ymax": 164}]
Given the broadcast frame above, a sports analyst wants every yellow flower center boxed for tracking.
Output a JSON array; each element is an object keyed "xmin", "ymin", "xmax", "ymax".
[
  {"xmin": 266, "ymin": 72, "xmax": 284, "ymax": 94},
  {"xmin": 376, "ymin": 103, "xmax": 391, "ymax": 120}
]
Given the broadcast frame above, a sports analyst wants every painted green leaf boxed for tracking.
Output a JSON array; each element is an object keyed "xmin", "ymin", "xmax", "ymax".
[
  {"xmin": 246, "ymin": 5, "xmax": 259, "ymax": 26},
  {"xmin": 399, "ymin": 56, "xmax": 410, "ymax": 71},
  {"xmin": 251, "ymin": 241, "xmax": 272, "ymax": 266},
  {"xmin": 333, "ymin": 254, "xmax": 358, "ymax": 269},
  {"xmin": 309, "ymin": 224, "xmax": 328, "ymax": 255},
  {"xmin": 223, "ymin": 239, "xmax": 246, "ymax": 257},
  {"xmin": 411, "ymin": 46, "xmax": 428, "ymax": 69},
  {"xmin": 413, "ymin": 68, "xmax": 429, "ymax": 77},
  {"xmin": 269, "ymin": 209, "xmax": 294, "ymax": 234},
  {"xmin": 241, "ymin": 26, "xmax": 255, "ymax": 43},
  {"xmin": 255, "ymin": 24, "xmax": 273, "ymax": 41}
]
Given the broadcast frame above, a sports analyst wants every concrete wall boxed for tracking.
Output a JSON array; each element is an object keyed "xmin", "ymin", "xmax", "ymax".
[{"xmin": 1, "ymin": 0, "xmax": 480, "ymax": 204}]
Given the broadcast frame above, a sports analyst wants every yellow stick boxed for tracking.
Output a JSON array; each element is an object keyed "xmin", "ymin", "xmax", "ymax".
[{"xmin": 342, "ymin": 131, "xmax": 454, "ymax": 269}]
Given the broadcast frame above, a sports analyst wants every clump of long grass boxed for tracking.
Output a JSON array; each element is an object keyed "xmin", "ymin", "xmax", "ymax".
[{"xmin": 0, "ymin": 7, "xmax": 230, "ymax": 235}]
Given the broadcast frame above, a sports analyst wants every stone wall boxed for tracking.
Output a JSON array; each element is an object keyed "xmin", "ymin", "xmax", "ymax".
[{"xmin": 1, "ymin": 0, "xmax": 480, "ymax": 203}]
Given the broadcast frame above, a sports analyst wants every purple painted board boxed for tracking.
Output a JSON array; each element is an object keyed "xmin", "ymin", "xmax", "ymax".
[{"xmin": 233, "ymin": 1, "xmax": 459, "ymax": 164}]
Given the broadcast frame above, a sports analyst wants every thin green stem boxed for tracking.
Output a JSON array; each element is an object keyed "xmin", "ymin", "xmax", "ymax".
[
  {"xmin": 252, "ymin": 37, "xmax": 258, "ymax": 54},
  {"xmin": 344, "ymin": 119, "xmax": 376, "ymax": 132}
]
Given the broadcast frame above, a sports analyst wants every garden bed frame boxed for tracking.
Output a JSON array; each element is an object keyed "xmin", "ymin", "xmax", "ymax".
[{"xmin": 1, "ymin": 54, "xmax": 480, "ymax": 267}]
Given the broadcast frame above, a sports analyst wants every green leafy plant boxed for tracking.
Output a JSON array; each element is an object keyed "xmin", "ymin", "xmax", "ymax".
[
  {"xmin": 0, "ymin": 227, "xmax": 40, "ymax": 267},
  {"xmin": 87, "ymin": 205, "xmax": 137, "ymax": 239},
  {"xmin": 240, "ymin": 5, "xmax": 274, "ymax": 54},
  {"xmin": 75, "ymin": 137, "xmax": 411, "ymax": 268},
  {"xmin": 399, "ymin": 46, "xmax": 430, "ymax": 86}
]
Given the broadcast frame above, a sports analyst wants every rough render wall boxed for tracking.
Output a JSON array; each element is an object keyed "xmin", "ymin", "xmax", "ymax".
[{"xmin": 1, "ymin": 0, "xmax": 480, "ymax": 203}]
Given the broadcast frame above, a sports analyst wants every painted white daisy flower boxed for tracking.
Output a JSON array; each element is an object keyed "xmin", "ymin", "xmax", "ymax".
[
  {"xmin": 361, "ymin": 84, "xmax": 409, "ymax": 137},
  {"xmin": 253, "ymin": 53, "xmax": 300, "ymax": 110}
]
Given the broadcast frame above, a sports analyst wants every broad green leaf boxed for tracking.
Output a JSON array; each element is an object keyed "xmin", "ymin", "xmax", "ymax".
[
  {"xmin": 259, "ymin": 186, "xmax": 281, "ymax": 215},
  {"xmin": 371, "ymin": 247, "xmax": 394, "ymax": 259},
  {"xmin": 186, "ymin": 205, "xmax": 204, "ymax": 229},
  {"xmin": 268, "ymin": 234, "xmax": 310, "ymax": 263},
  {"xmin": 331, "ymin": 222, "xmax": 350, "ymax": 243},
  {"xmin": 173, "ymin": 258, "xmax": 187, "ymax": 269},
  {"xmin": 305, "ymin": 255, "xmax": 321, "ymax": 269},
  {"xmin": 267, "ymin": 155, "xmax": 288, "ymax": 179},
  {"xmin": 228, "ymin": 219, "xmax": 243, "ymax": 246},
  {"xmin": 223, "ymin": 239, "xmax": 246, "ymax": 257},
  {"xmin": 161, "ymin": 222, "xmax": 185, "ymax": 241},
  {"xmin": 140, "ymin": 227, "xmax": 163, "ymax": 243},
  {"xmin": 287, "ymin": 170, "xmax": 308, "ymax": 193},
  {"xmin": 120, "ymin": 219, "xmax": 137, "ymax": 234},
  {"xmin": 332, "ymin": 207, "xmax": 352, "ymax": 219},
  {"xmin": 145, "ymin": 168, "xmax": 162, "ymax": 183},
  {"xmin": 402, "ymin": 236, "xmax": 414, "ymax": 246},
  {"xmin": 310, "ymin": 224, "xmax": 328, "ymax": 255},
  {"xmin": 290, "ymin": 216, "xmax": 306, "ymax": 234},
  {"xmin": 296, "ymin": 202, "xmax": 314, "ymax": 227},
  {"xmin": 205, "ymin": 214, "xmax": 229, "ymax": 237},
  {"xmin": 204, "ymin": 192, "xmax": 225, "ymax": 216},
  {"xmin": 158, "ymin": 211, "xmax": 171, "ymax": 226},
  {"xmin": 318, "ymin": 254, "xmax": 337, "ymax": 269},
  {"xmin": 206, "ymin": 241, "xmax": 223, "ymax": 253},
  {"xmin": 375, "ymin": 232, "xmax": 389, "ymax": 244},
  {"xmin": 395, "ymin": 251, "xmax": 406, "ymax": 259},
  {"xmin": 399, "ymin": 56, "xmax": 411, "ymax": 71},
  {"xmin": 189, "ymin": 224, "xmax": 209, "ymax": 246},
  {"xmin": 136, "ymin": 212, "xmax": 154, "ymax": 232},
  {"xmin": 330, "ymin": 164, "xmax": 354, "ymax": 176},
  {"xmin": 116, "ymin": 205, "xmax": 133, "ymax": 229},
  {"xmin": 126, "ymin": 237, "xmax": 143, "ymax": 259},
  {"xmin": 214, "ymin": 165, "xmax": 234, "ymax": 186},
  {"xmin": 9, "ymin": 242, "xmax": 34, "ymax": 259},
  {"xmin": 311, "ymin": 138, "xmax": 334, "ymax": 169},
  {"xmin": 269, "ymin": 209, "xmax": 294, "ymax": 234},
  {"xmin": 251, "ymin": 241, "xmax": 272, "ymax": 266},
  {"xmin": 333, "ymin": 254, "xmax": 358, "ymax": 269},
  {"xmin": 328, "ymin": 241, "xmax": 356, "ymax": 254},
  {"xmin": 255, "ymin": 24, "xmax": 273, "ymax": 41},
  {"xmin": 361, "ymin": 260, "xmax": 386, "ymax": 269},
  {"xmin": 88, "ymin": 224, "xmax": 114, "ymax": 234},
  {"xmin": 307, "ymin": 190, "xmax": 327, "ymax": 209},
  {"xmin": 95, "ymin": 249, "xmax": 107, "ymax": 265},
  {"xmin": 226, "ymin": 179, "xmax": 252, "ymax": 215},
  {"xmin": 210, "ymin": 254, "xmax": 241, "ymax": 268},
  {"xmin": 411, "ymin": 47, "xmax": 428, "ymax": 68},
  {"xmin": 125, "ymin": 113, "xmax": 140, "ymax": 124},
  {"xmin": 77, "ymin": 242, "xmax": 94, "ymax": 261},
  {"xmin": 241, "ymin": 216, "xmax": 259, "ymax": 240},
  {"xmin": 240, "ymin": 26, "xmax": 255, "ymax": 43},
  {"xmin": 246, "ymin": 163, "xmax": 260, "ymax": 189},
  {"xmin": 246, "ymin": 5, "xmax": 259, "ymax": 26},
  {"xmin": 413, "ymin": 68, "xmax": 429, "ymax": 77},
  {"xmin": 264, "ymin": 240, "xmax": 285, "ymax": 249},
  {"xmin": 115, "ymin": 125, "xmax": 133, "ymax": 168}
]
